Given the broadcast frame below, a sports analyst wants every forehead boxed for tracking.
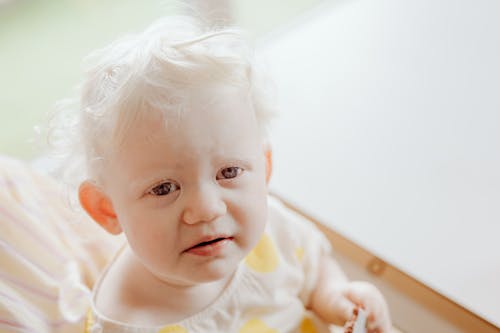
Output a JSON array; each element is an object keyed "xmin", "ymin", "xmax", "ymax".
[{"xmin": 112, "ymin": 85, "xmax": 262, "ymax": 163}]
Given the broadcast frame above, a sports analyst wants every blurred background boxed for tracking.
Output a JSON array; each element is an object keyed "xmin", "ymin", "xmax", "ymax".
[{"xmin": 0, "ymin": 0, "xmax": 322, "ymax": 159}]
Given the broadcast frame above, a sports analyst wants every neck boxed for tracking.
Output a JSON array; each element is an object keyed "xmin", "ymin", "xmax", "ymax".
[{"xmin": 120, "ymin": 247, "xmax": 233, "ymax": 321}]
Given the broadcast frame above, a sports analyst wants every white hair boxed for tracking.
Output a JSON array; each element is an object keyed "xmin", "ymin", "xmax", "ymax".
[{"xmin": 49, "ymin": 16, "xmax": 276, "ymax": 187}]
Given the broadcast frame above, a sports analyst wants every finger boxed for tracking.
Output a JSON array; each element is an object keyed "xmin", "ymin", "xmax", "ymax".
[
  {"xmin": 344, "ymin": 282, "xmax": 391, "ymax": 332},
  {"xmin": 373, "ymin": 298, "xmax": 392, "ymax": 333},
  {"xmin": 329, "ymin": 296, "xmax": 357, "ymax": 326},
  {"xmin": 367, "ymin": 320, "xmax": 379, "ymax": 332},
  {"xmin": 344, "ymin": 281, "xmax": 378, "ymax": 309},
  {"xmin": 367, "ymin": 329, "xmax": 381, "ymax": 333},
  {"xmin": 367, "ymin": 312, "xmax": 392, "ymax": 333}
]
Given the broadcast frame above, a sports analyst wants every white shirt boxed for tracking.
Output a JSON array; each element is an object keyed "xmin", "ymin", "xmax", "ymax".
[{"xmin": 87, "ymin": 196, "xmax": 333, "ymax": 333}]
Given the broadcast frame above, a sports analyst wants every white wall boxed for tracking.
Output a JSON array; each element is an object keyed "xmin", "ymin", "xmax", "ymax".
[{"xmin": 261, "ymin": 0, "xmax": 500, "ymax": 326}]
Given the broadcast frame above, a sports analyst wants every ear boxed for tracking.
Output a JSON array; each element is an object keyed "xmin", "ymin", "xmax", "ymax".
[
  {"xmin": 264, "ymin": 147, "xmax": 273, "ymax": 184},
  {"xmin": 78, "ymin": 180, "xmax": 122, "ymax": 235}
]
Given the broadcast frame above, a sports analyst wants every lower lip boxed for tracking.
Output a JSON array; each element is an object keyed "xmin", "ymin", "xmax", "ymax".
[{"xmin": 186, "ymin": 238, "xmax": 233, "ymax": 256}]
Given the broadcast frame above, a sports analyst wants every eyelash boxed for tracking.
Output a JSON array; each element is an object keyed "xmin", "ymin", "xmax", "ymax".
[
  {"xmin": 148, "ymin": 181, "xmax": 180, "ymax": 196},
  {"xmin": 216, "ymin": 166, "xmax": 244, "ymax": 180},
  {"xmin": 147, "ymin": 167, "xmax": 244, "ymax": 196}
]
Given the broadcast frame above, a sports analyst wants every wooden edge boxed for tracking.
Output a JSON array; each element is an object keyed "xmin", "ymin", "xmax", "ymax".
[{"xmin": 275, "ymin": 195, "xmax": 499, "ymax": 333}]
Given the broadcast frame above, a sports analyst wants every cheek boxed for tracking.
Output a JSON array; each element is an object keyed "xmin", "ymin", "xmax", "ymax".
[
  {"xmin": 242, "ymin": 199, "xmax": 268, "ymax": 250},
  {"xmin": 232, "ymin": 183, "xmax": 268, "ymax": 248},
  {"xmin": 119, "ymin": 208, "xmax": 178, "ymax": 261}
]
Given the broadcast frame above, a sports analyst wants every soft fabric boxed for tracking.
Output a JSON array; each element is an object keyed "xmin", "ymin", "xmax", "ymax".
[
  {"xmin": 0, "ymin": 156, "xmax": 122, "ymax": 333},
  {"xmin": 87, "ymin": 196, "xmax": 333, "ymax": 333}
]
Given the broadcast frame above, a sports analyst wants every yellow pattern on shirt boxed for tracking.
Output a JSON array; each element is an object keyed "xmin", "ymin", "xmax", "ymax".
[
  {"xmin": 239, "ymin": 318, "xmax": 278, "ymax": 333},
  {"xmin": 295, "ymin": 247, "xmax": 305, "ymax": 262},
  {"xmin": 244, "ymin": 234, "xmax": 279, "ymax": 272},
  {"xmin": 158, "ymin": 324, "xmax": 188, "ymax": 333},
  {"xmin": 300, "ymin": 317, "xmax": 318, "ymax": 333},
  {"xmin": 84, "ymin": 309, "xmax": 94, "ymax": 333}
]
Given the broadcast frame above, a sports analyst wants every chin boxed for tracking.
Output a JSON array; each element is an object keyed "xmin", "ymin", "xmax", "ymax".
[{"xmin": 191, "ymin": 257, "xmax": 239, "ymax": 283}]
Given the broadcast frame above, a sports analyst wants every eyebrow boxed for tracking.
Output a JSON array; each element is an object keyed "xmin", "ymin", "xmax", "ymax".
[
  {"xmin": 129, "ymin": 168, "xmax": 179, "ymax": 194},
  {"xmin": 219, "ymin": 157, "xmax": 254, "ymax": 169}
]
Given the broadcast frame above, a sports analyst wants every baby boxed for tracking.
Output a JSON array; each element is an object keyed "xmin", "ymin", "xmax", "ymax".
[{"xmin": 70, "ymin": 16, "xmax": 391, "ymax": 333}]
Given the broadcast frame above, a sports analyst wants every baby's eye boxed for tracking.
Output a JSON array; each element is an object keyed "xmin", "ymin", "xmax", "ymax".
[
  {"xmin": 148, "ymin": 181, "xmax": 180, "ymax": 196},
  {"xmin": 216, "ymin": 167, "xmax": 243, "ymax": 180}
]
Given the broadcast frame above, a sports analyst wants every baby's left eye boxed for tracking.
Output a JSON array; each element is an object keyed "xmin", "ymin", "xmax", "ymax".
[{"xmin": 216, "ymin": 167, "xmax": 243, "ymax": 180}]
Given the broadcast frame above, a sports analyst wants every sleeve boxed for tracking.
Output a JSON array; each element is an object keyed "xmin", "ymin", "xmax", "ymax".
[{"xmin": 266, "ymin": 195, "xmax": 333, "ymax": 306}]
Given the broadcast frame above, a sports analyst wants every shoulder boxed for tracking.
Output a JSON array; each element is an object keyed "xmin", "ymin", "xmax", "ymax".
[
  {"xmin": 266, "ymin": 195, "xmax": 326, "ymax": 241},
  {"xmin": 266, "ymin": 195, "xmax": 332, "ymax": 259}
]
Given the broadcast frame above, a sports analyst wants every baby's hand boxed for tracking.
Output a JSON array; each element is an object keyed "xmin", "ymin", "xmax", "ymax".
[
  {"xmin": 313, "ymin": 281, "xmax": 391, "ymax": 332},
  {"xmin": 310, "ymin": 256, "xmax": 391, "ymax": 332},
  {"xmin": 336, "ymin": 281, "xmax": 391, "ymax": 333}
]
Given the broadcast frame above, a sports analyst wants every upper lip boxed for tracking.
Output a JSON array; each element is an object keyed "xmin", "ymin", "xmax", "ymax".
[{"xmin": 184, "ymin": 234, "xmax": 233, "ymax": 252}]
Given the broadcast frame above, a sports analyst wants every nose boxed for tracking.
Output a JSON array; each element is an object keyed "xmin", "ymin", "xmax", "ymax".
[{"xmin": 181, "ymin": 184, "xmax": 227, "ymax": 225}]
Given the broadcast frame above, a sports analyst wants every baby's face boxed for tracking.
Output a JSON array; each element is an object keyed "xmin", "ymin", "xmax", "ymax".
[{"xmin": 101, "ymin": 86, "xmax": 268, "ymax": 286}]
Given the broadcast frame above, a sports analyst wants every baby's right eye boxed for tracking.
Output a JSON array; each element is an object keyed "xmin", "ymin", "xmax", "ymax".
[{"xmin": 148, "ymin": 181, "xmax": 180, "ymax": 196}]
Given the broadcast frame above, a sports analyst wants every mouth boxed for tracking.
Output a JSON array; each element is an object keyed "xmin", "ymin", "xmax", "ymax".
[{"xmin": 184, "ymin": 236, "xmax": 234, "ymax": 256}]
